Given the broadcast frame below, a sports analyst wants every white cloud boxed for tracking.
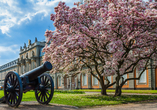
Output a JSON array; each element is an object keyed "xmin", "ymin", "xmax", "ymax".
[
  {"xmin": 0, "ymin": 45, "xmax": 19, "ymax": 54},
  {"xmin": 0, "ymin": 0, "xmax": 79, "ymax": 37},
  {"xmin": 0, "ymin": 45, "xmax": 19, "ymax": 66}
]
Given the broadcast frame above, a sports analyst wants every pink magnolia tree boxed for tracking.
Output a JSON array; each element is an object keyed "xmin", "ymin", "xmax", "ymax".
[{"xmin": 43, "ymin": 0, "xmax": 157, "ymax": 96}]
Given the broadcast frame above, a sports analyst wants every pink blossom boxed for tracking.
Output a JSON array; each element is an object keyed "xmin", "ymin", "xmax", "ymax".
[{"xmin": 43, "ymin": 0, "xmax": 157, "ymax": 82}]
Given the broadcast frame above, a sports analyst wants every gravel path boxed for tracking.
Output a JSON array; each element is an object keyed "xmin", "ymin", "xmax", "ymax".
[
  {"xmin": 0, "ymin": 102, "xmax": 78, "ymax": 110},
  {"xmin": 1, "ymin": 101, "xmax": 157, "ymax": 110},
  {"xmin": 84, "ymin": 102, "xmax": 157, "ymax": 110}
]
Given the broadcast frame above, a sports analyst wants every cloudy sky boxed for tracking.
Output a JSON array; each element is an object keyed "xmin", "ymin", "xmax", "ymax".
[{"xmin": 0, "ymin": 0, "xmax": 81, "ymax": 66}]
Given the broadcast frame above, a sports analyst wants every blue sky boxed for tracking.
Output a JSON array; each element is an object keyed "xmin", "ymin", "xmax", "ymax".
[{"xmin": 0, "ymin": 0, "xmax": 81, "ymax": 66}]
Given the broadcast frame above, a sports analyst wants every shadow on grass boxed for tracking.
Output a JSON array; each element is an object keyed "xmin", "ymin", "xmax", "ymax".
[{"xmin": 83, "ymin": 94, "xmax": 157, "ymax": 104}]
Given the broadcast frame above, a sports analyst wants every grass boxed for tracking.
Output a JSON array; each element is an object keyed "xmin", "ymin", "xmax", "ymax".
[
  {"xmin": 54, "ymin": 89, "xmax": 85, "ymax": 94},
  {"xmin": 73, "ymin": 89, "xmax": 157, "ymax": 94},
  {"xmin": 1, "ymin": 90, "xmax": 157, "ymax": 108},
  {"xmin": 0, "ymin": 90, "xmax": 4, "ymax": 97}
]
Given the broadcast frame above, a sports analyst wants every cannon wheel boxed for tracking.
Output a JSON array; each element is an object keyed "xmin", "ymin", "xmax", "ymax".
[
  {"xmin": 4, "ymin": 71, "xmax": 23, "ymax": 107},
  {"xmin": 35, "ymin": 74, "xmax": 54, "ymax": 104}
]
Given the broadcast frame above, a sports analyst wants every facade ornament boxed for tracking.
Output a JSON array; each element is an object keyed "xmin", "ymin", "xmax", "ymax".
[
  {"xmin": 20, "ymin": 46, "xmax": 22, "ymax": 51},
  {"xmin": 35, "ymin": 37, "xmax": 38, "ymax": 42},
  {"xmin": 23, "ymin": 43, "xmax": 26, "ymax": 48},
  {"xmin": 28, "ymin": 39, "xmax": 31, "ymax": 45}
]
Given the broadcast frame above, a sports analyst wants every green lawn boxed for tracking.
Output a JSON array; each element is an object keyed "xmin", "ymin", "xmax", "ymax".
[
  {"xmin": 73, "ymin": 89, "xmax": 157, "ymax": 94},
  {"xmin": 0, "ymin": 90, "xmax": 3, "ymax": 97},
  {"xmin": 1, "ymin": 90, "xmax": 157, "ymax": 108},
  {"xmin": 49, "ymin": 93, "xmax": 157, "ymax": 107}
]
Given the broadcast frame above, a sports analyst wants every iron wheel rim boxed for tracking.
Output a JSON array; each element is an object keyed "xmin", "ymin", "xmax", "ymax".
[
  {"xmin": 4, "ymin": 71, "xmax": 23, "ymax": 107},
  {"xmin": 35, "ymin": 74, "xmax": 54, "ymax": 104}
]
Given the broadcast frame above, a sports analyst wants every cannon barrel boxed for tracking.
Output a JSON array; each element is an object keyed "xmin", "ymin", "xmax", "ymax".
[{"xmin": 20, "ymin": 61, "xmax": 52, "ymax": 81}]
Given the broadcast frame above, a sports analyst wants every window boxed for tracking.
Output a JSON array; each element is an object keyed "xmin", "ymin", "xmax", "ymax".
[
  {"xmin": 136, "ymin": 68, "xmax": 147, "ymax": 83},
  {"xmin": 122, "ymin": 74, "xmax": 127, "ymax": 84},
  {"xmin": 139, "ymin": 70, "xmax": 147, "ymax": 83},
  {"xmin": 107, "ymin": 76, "xmax": 111, "ymax": 84},
  {"xmin": 58, "ymin": 76, "xmax": 61, "ymax": 86},
  {"xmin": 93, "ymin": 75, "xmax": 98, "ymax": 85},
  {"xmin": 82, "ymin": 74, "xmax": 87, "ymax": 86}
]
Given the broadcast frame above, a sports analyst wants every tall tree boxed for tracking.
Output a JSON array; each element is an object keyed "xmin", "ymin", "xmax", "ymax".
[{"xmin": 43, "ymin": 0, "xmax": 157, "ymax": 96}]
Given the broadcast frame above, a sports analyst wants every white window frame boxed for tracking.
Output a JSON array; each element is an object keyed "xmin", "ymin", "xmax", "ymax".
[{"xmin": 136, "ymin": 68, "xmax": 147, "ymax": 84}]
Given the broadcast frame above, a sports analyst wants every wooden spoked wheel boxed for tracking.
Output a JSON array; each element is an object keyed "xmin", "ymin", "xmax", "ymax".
[
  {"xmin": 35, "ymin": 74, "xmax": 54, "ymax": 104},
  {"xmin": 4, "ymin": 71, "xmax": 23, "ymax": 107}
]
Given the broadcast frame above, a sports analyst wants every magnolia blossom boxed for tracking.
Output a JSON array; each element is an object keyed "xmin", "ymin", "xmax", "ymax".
[{"xmin": 43, "ymin": 0, "xmax": 157, "ymax": 78}]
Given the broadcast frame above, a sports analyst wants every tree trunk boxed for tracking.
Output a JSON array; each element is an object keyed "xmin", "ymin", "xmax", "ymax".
[
  {"xmin": 115, "ymin": 85, "xmax": 122, "ymax": 96},
  {"xmin": 101, "ymin": 86, "xmax": 107, "ymax": 95},
  {"xmin": 100, "ymin": 77, "xmax": 107, "ymax": 95},
  {"xmin": 114, "ymin": 76, "xmax": 122, "ymax": 97}
]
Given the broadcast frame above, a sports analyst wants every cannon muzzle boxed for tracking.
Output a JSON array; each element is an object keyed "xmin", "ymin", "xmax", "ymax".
[{"xmin": 20, "ymin": 61, "xmax": 52, "ymax": 81}]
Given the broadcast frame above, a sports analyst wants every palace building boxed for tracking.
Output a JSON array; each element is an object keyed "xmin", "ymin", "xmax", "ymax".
[
  {"xmin": 0, "ymin": 38, "xmax": 157, "ymax": 90},
  {"xmin": 0, "ymin": 38, "xmax": 45, "ymax": 86}
]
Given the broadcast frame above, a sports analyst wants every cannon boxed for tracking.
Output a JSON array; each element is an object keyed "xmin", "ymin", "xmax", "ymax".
[{"xmin": 2, "ymin": 61, "xmax": 54, "ymax": 107}]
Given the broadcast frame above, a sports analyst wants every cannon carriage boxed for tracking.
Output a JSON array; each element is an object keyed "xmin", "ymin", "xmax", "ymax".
[{"xmin": 3, "ymin": 61, "xmax": 54, "ymax": 107}]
